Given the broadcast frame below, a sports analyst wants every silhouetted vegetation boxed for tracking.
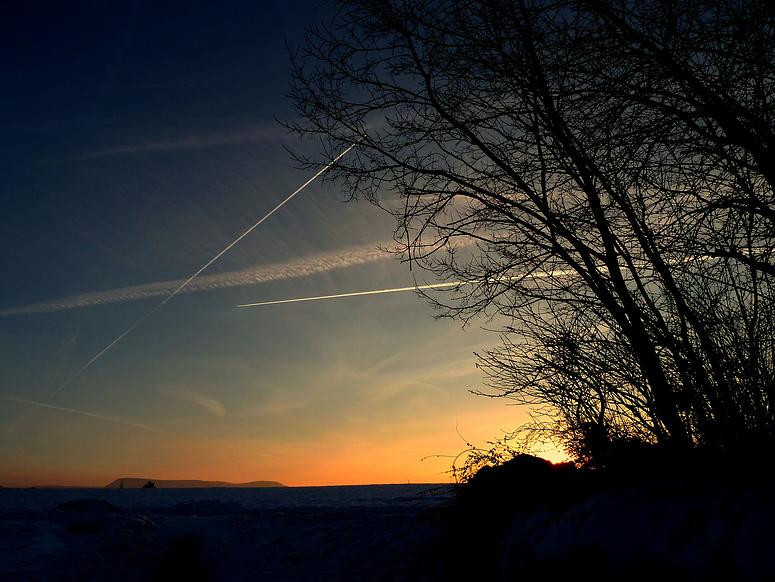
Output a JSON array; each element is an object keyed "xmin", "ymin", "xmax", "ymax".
[
  {"xmin": 290, "ymin": 0, "xmax": 775, "ymax": 463},
  {"xmin": 441, "ymin": 455, "xmax": 586, "ymax": 579},
  {"xmin": 143, "ymin": 481, "xmax": 156, "ymax": 489},
  {"xmin": 441, "ymin": 445, "xmax": 775, "ymax": 580}
]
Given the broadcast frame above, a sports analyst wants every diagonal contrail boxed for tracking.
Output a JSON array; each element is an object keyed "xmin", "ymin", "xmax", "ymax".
[
  {"xmin": 18, "ymin": 141, "xmax": 360, "ymax": 422},
  {"xmin": 0, "ymin": 395, "xmax": 159, "ymax": 431}
]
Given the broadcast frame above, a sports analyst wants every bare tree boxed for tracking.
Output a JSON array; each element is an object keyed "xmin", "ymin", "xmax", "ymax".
[{"xmin": 289, "ymin": 0, "xmax": 775, "ymax": 460}]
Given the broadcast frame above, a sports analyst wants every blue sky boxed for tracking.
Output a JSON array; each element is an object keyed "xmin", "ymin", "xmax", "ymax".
[{"xmin": 0, "ymin": 1, "xmax": 552, "ymax": 487}]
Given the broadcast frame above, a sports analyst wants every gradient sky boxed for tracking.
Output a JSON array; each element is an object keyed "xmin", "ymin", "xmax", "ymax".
[{"xmin": 0, "ymin": 1, "xmax": 561, "ymax": 487}]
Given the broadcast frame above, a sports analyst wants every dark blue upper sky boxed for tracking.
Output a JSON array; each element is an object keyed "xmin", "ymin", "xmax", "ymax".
[
  {"xmin": 1, "ymin": 1, "xmax": 328, "ymax": 304},
  {"xmin": 0, "ymin": 0, "xmax": 538, "ymax": 487}
]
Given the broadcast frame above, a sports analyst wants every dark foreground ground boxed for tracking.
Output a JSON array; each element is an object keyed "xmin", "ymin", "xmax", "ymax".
[{"xmin": 4, "ymin": 468, "xmax": 775, "ymax": 581}]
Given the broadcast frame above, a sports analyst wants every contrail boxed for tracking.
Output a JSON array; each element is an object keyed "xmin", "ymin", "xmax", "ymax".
[
  {"xmin": 0, "ymin": 245, "xmax": 391, "ymax": 316},
  {"xmin": 236, "ymin": 269, "xmax": 579, "ymax": 308},
  {"xmin": 236, "ymin": 251, "xmax": 774, "ymax": 310},
  {"xmin": 0, "ymin": 395, "xmax": 159, "ymax": 432},
  {"xmin": 24, "ymin": 141, "xmax": 360, "ymax": 414},
  {"xmin": 237, "ymin": 281, "xmax": 465, "ymax": 308}
]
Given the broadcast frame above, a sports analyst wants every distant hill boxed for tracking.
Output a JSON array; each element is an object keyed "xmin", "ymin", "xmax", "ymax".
[
  {"xmin": 105, "ymin": 478, "xmax": 285, "ymax": 489},
  {"xmin": 27, "ymin": 486, "xmax": 91, "ymax": 489}
]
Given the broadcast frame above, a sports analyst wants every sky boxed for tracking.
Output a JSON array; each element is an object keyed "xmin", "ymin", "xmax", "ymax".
[{"xmin": 0, "ymin": 1, "xmax": 559, "ymax": 487}]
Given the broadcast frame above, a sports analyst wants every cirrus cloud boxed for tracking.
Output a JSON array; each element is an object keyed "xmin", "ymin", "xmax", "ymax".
[{"xmin": 158, "ymin": 385, "xmax": 226, "ymax": 417}]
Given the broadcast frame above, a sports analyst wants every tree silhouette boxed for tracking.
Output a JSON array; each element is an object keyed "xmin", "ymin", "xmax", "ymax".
[{"xmin": 289, "ymin": 0, "xmax": 775, "ymax": 460}]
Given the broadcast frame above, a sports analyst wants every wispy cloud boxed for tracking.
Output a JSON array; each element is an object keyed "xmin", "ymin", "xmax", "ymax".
[
  {"xmin": 69, "ymin": 124, "xmax": 292, "ymax": 160},
  {"xmin": 0, "ymin": 245, "xmax": 392, "ymax": 316},
  {"xmin": 159, "ymin": 385, "xmax": 225, "ymax": 417},
  {"xmin": 0, "ymin": 395, "xmax": 159, "ymax": 431}
]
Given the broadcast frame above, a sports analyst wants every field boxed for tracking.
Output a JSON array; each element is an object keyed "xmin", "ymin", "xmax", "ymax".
[{"xmin": 1, "ymin": 484, "xmax": 450, "ymax": 581}]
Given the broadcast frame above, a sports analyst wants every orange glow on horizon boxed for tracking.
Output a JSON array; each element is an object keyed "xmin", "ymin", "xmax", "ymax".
[{"xmin": 1, "ymin": 410, "xmax": 568, "ymax": 489}]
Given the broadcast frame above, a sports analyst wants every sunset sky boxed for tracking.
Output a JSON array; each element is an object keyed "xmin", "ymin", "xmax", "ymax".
[{"xmin": 0, "ymin": 1, "xmax": 560, "ymax": 487}]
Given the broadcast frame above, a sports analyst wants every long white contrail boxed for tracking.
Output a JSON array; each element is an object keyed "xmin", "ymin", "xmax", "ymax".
[
  {"xmin": 0, "ymin": 245, "xmax": 390, "ymax": 316},
  {"xmin": 237, "ymin": 281, "xmax": 465, "ymax": 308},
  {"xmin": 0, "ymin": 395, "xmax": 159, "ymax": 431},
  {"xmin": 29, "ymin": 142, "xmax": 360, "ymax": 410}
]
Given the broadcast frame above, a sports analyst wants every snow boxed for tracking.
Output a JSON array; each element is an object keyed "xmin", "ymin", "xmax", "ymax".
[
  {"xmin": 6, "ymin": 478, "xmax": 775, "ymax": 581},
  {"xmin": 0, "ymin": 484, "xmax": 451, "ymax": 581}
]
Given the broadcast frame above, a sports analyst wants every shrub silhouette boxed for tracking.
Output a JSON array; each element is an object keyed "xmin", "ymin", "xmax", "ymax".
[{"xmin": 442, "ymin": 455, "xmax": 586, "ymax": 580}]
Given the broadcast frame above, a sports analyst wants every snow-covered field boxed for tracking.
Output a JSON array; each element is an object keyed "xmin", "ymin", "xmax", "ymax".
[
  {"xmin": 0, "ymin": 484, "xmax": 452, "ymax": 581},
  {"xmin": 7, "ymin": 477, "xmax": 775, "ymax": 581}
]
